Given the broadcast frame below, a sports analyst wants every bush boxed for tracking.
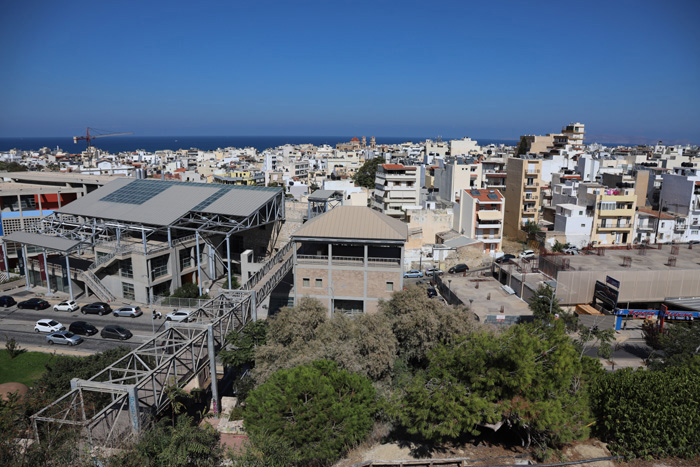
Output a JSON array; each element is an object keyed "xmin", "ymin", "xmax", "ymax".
[
  {"xmin": 591, "ymin": 366, "xmax": 700, "ymax": 459},
  {"xmin": 244, "ymin": 360, "xmax": 377, "ymax": 466},
  {"xmin": 4, "ymin": 336, "xmax": 24, "ymax": 359}
]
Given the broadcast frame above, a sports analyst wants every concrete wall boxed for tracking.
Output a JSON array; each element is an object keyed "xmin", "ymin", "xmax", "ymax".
[{"xmin": 556, "ymin": 267, "xmax": 700, "ymax": 306}]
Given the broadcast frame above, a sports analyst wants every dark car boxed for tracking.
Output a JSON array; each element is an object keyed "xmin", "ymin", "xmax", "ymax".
[
  {"xmin": 81, "ymin": 302, "xmax": 112, "ymax": 316},
  {"xmin": 448, "ymin": 263, "xmax": 469, "ymax": 274},
  {"xmin": 495, "ymin": 254, "xmax": 515, "ymax": 264},
  {"xmin": 69, "ymin": 321, "xmax": 99, "ymax": 336},
  {"xmin": 0, "ymin": 296, "xmax": 16, "ymax": 307},
  {"xmin": 17, "ymin": 297, "xmax": 50, "ymax": 310},
  {"xmin": 427, "ymin": 287, "xmax": 438, "ymax": 298},
  {"xmin": 101, "ymin": 325, "xmax": 132, "ymax": 340}
]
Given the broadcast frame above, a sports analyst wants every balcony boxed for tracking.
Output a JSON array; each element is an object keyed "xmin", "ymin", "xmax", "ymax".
[
  {"xmin": 296, "ymin": 254, "xmax": 400, "ymax": 267},
  {"xmin": 597, "ymin": 221, "xmax": 632, "ymax": 230}
]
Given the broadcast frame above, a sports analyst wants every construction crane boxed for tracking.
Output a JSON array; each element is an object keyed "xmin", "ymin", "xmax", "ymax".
[{"xmin": 73, "ymin": 127, "xmax": 133, "ymax": 149}]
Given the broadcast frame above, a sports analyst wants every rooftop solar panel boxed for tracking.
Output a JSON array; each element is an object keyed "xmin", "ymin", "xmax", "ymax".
[
  {"xmin": 192, "ymin": 188, "xmax": 229, "ymax": 211},
  {"xmin": 470, "ymin": 190, "xmax": 481, "ymax": 196},
  {"xmin": 487, "ymin": 194, "xmax": 498, "ymax": 200}
]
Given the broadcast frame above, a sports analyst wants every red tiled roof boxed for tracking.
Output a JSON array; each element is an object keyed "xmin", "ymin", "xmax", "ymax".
[
  {"xmin": 486, "ymin": 173, "xmax": 507, "ymax": 177},
  {"xmin": 382, "ymin": 164, "xmax": 415, "ymax": 170},
  {"xmin": 638, "ymin": 207, "xmax": 675, "ymax": 220}
]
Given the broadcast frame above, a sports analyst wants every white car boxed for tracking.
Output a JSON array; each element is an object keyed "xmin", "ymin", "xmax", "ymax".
[
  {"xmin": 35, "ymin": 319, "xmax": 66, "ymax": 333},
  {"xmin": 519, "ymin": 249, "xmax": 535, "ymax": 259},
  {"xmin": 53, "ymin": 300, "xmax": 79, "ymax": 312},
  {"xmin": 165, "ymin": 310, "xmax": 194, "ymax": 323},
  {"xmin": 563, "ymin": 246, "xmax": 579, "ymax": 255}
]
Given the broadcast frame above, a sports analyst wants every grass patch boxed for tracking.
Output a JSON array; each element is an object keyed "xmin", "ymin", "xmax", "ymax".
[{"xmin": 0, "ymin": 349, "xmax": 58, "ymax": 387}]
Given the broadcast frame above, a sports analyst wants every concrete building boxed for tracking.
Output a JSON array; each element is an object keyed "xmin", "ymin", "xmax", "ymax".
[
  {"xmin": 635, "ymin": 207, "xmax": 676, "ymax": 244},
  {"xmin": 433, "ymin": 159, "xmax": 482, "ymax": 203},
  {"xmin": 504, "ymin": 157, "xmax": 542, "ymax": 239},
  {"xmin": 659, "ymin": 173, "xmax": 700, "ymax": 242},
  {"xmin": 292, "ymin": 206, "xmax": 407, "ymax": 315},
  {"xmin": 449, "ymin": 137, "xmax": 480, "ymax": 156},
  {"xmin": 372, "ymin": 164, "xmax": 420, "ymax": 218},
  {"xmin": 590, "ymin": 188, "xmax": 637, "ymax": 246},
  {"xmin": 552, "ymin": 203, "xmax": 592, "ymax": 248},
  {"xmin": 453, "ymin": 188, "xmax": 504, "ymax": 255}
]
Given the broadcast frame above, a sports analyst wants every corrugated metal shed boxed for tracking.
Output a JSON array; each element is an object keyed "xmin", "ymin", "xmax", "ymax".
[{"xmin": 292, "ymin": 206, "xmax": 407, "ymax": 242}]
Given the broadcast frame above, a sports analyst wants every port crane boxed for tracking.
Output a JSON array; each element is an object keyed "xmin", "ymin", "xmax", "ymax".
[{"xmin": 73, "ymin": 127, "xmax": 133, "ymax": 149}]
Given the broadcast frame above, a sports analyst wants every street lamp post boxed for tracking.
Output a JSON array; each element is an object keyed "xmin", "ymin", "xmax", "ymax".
[
  {"xmin": 539, "ymin": 294, "xmax": 555, "ymax": 316},
  {"xmin": 447, "ymin": 279, "xmax": 452, "ymax": 303}
]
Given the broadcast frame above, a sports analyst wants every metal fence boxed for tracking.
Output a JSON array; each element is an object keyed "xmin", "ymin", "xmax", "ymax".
[{"xmin": 152, "ymin": 296, "xmax": 211, "ymax": 310}]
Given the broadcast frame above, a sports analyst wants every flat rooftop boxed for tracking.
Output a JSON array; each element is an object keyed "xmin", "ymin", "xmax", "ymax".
[{"xmin": 556, "ymin": 245, "xmax": 700, "ymax": 273}]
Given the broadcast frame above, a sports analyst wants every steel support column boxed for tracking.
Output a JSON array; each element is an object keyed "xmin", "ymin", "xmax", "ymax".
[
  {"xmin": 142, "ymin": 229, "xmax": 147, "ymax": 254},
  {"xmin": 226, "ymin": 235, "xmax": 232, "ymax": 290},
  {"xmin": 66, "ymin": 254, "xmax": 74, "ymax": 301},
  {"xmin": 167, "ymin": 227, "xmax": 172, "ymax": 248},
  {"xmin": 2, "ymin": 243, "xmax": 9, "ymax": 273},
  {"xmin": 196, "ymin": 231, "xmax": 203, "ymax": 296},
  {"xmin": 42, "ymin": 248, "xmax": 51, "ymax": 295},
  {"xmin": 207, "ymin": 324, "xmax": 219, "ymax": 414},
  {"xmin": 23, "ymin": 245, "xmax": 30, "ymax": 290}
]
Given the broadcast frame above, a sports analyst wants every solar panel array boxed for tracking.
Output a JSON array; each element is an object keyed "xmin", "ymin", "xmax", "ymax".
[
  {"xmin": 192, "ymin": 188, "xmax": 229, "ymax": 211},
  {"xmin": 487, "ymin": 193, "xmax": 499, "ymax": 200},
  {"xmin": 470, "ymin": 189, "xmax": 481, "ymax": 196}
]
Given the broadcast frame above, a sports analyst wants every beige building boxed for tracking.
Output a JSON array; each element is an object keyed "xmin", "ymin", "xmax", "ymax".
[
  {"xmin": 453, "ymin": 188, "xmax": 504, "ymax": 254},
  {"xmin": 292, "ymin": 206, "xmax": 408, "ymax": 315},
  {"xmin": 504, "ymin": 158, "xmax": 542, "ymax": 239},
  {"xmin": 589, "ymin": 188, "xmax": 637, "ymax": 246},
  {"xmin": 433, "ymin": 159, "xmax": 482, "ymax": 203},
  {"xmin": 372, "ymin": 164, "xmax": 421, "ymax": 218}
]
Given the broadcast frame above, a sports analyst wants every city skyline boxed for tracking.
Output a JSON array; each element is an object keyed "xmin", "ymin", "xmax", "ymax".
[{"xmin": 1, "ymin": 0, "xmax": 699, "ymax": 143}]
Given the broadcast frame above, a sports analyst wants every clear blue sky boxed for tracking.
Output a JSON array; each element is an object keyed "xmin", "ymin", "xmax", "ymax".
[{"xmin": 1, "ymin": 0, "xmax": 699, "ymax": 143}]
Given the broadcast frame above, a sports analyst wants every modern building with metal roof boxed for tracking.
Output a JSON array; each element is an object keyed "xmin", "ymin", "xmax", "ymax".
[
  {"xmin": 292, "ymin": 206, "xmax": 407, "ymax": 315},
  {"xmin": 6, "ymin": 177, "xmax": 285, "ymax": 304}
]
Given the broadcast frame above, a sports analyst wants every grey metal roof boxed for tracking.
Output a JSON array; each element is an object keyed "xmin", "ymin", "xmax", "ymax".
[
  {"xmin": 308, "ymin": 190, "xmax": 343, "ymax": 201},
  {"xmin": 292, "ymin": 206, "xmax": 407, "ymax": 242},
  {"xmin": 56, "ymin": 178, "xmax": 281, "ymax": 226},
  {"xmin": 3, "ymin": 232, "xmax": 81, "ymax": 252},
  {"xmin": 665, "ymin": 297, "xmax": 700, "ymax": 311},
  {"xmin": 443, "ymin": 236, "xmax": 480, "ymax": 248}
]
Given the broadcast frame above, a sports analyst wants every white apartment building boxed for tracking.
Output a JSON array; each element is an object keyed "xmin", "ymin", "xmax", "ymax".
[
  {"xmin": 453, "ymin": 188, "xmax": 504, "ymax": 255},
  {"xmin": 372, "ymin": 164, "xmax": 420, "ymax": 219},
  {"xmin": 659, "ymin": 172, "xmax": 700, "ymax": 242},
  {"xmin": 635, "ymin": 208, "xmax": 676, "ymax": 244},
  {"xmin": 450, "ymin": 137, "xmax": 480, "ymax": 156},
  {"xmin": 552, "ymin": 203, "xmax": 592, "ymax": 248},
  {"xmin": 433, "ymin": 159, "xmax": 482, "ymax": 203}
]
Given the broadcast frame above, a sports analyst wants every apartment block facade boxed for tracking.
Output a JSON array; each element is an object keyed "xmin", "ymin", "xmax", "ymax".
[
  {"xmin": 372, "ymin": 164, "xmax": 420, "ymax": 218},
  {"xmin": 504, "ymin": 158, "xmax": 542, "ymax": 239},
  {"xmin": 453, "ymin": 188, "xmax": 504, "ymax": 254}
]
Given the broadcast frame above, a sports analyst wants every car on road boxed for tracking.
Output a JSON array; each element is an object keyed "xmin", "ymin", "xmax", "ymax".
[
  {"xmin": 165, "ymin": 310, "xmax": 194, "ymax": 323},
  {"xmin": 563, "ymin": 246, "xmax": 579, "ymax": 255},
  {"xmin": 81, "ymin": 302, "xmax": 112, "ymax": 316},
  {"xmin": 69, "ymin": 321, "xmax": 99, "ymax": 336},
  {"xmin": 448, "ymin": 263, "xmax": 469, "ymax": 274},
  {"xmin": 34, "ymin": 319, "xmax": 66, "ymax": 333},
  {"xmin": 46, "ymin": 331, "xmax": 83, "ymax": 346},
  {"xmin": 53, "ymin": 300, "xmax": 79, "ymax": 312},
  {"xmin": 101, "ymin": 325, "xmax": 132, "ymax": 340},
  {"xmin": 425, "ymin": 267, "xmax": 443, "ymax": 277},
  {"xmin": 495, "ymin": 254, "xmax": 515, "ymax": 264},
  {"xmin": 519, "ymin": 249, "xmax": 535, "ymax": 259},
  {"xmin": 18, "ymin": 298, "xmax": 50, "ymax": 310},
  {"xmin": 0, "ymin": 296, "xmax": 17, "ymax": 307},
  {"xmin": 113, "ymin": 306, "xmax": 143, "ymax": 318},
  {"xmin": 403, "ymin": 269, "xmax": 424, "ymax": 278},
  {"xmin": 427, "ymin": 287, "xmax": 438, "ymax": 298}
]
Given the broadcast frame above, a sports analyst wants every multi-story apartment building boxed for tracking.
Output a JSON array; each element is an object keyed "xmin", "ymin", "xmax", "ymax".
[
  {"xmin": 552, "ymin": 203, "xmax": 593, "ymax": 248},
  {"xmin": 659, "ymin": 171, "xmax": 700, "ymax": 242},
  {"xmin": 453, "ymin": 188, "xmax": 504, "ymax": 255},
  {"xmin": 372, "ymin": 164, "xmax": 420, "ymax": 219},
  {"xmin": 589, "ymin": 187, "xmax": 637, "ymax": 245},
  {"xmin": 561, "ymin": 122, "xmax": 585, "ymax": 151},
  {"xmin": 504, "ymin": 157, "xmax": 542, "ymax": 239},
  {"xmin": 635, "ymin": 208, "xmax": 676, "ymax": 244},
  {"xmin": 432, "ymin": 159, "xmax": 482, "ymax": 203},
  {"xmin": 292, "ymin": 206, "xmax": 407, "ymax": 315}
]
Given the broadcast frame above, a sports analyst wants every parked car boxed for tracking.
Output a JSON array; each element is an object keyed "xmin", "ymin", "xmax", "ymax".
[
  {"xmin": 113, "ymin": 306, "xmax": 143, "ymax": 318},
  {"xmin": 448, "ymin": 263, "xmax": 469, "ymax": 274},
  {"xmin": 34, "ymin": 319, "xmax": 66, "ymax": 333},
  {"xmin": 101, "ymin": 325, "xmax": 132, "ymax": 340},
  {"xmin": 53, "ymin": 300, "xmax": 79, "ymax": 312},
  {"xmin": 0, "ymin": 296, "xmax": 16, "ymax": 307},
  {"xmin": 563, "ymin": 246, "xmax": 579, "ymax": 255},
  {"xmin": 46, "ymin": 331, "xmax": 83, "ymax": 346},
  {"xmin": 427, "ymin": 287, "xmax": 438, "ymax": 298},
  {"xmin": 69, "ymin": 321, "xmax": 98, "ymax": 336},
  {"xmin": 165, "ymin": 310, "xmax": 194, "ymax": 323},
  {"xmin": 81, "ymin": 302, "xmax": 112, "ymax": 316},
  {"xmin": 18, "ymin": 298, "xmax": 50, "ymax": 310},
  {"xmin": 403, "ymin": 269, "xmax": 424, "ymax": 278},
  {"xmin": 519, "ymin": 250, "xmax": 535, "ymax": 259},
  {"xmin": 495, "ymin": 254, "xmax": 515, "ymax": 264},
  {"xmin": 425, "ymin": 267, "xmax": 444, "ymax": 277}
]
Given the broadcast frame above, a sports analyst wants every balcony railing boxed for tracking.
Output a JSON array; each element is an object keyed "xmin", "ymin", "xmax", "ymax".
[
  {"xmin": 297, "ymin": 254, "xmax": 400, "ymax": 267},
  {"xmin": 597, "ymin": 221, "xmax": 632, "ymax": 229}
]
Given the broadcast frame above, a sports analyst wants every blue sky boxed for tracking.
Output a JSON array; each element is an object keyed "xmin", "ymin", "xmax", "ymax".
[{"xmin": 1, "ymin": 0, "xmax": 699, "ymax": 143}]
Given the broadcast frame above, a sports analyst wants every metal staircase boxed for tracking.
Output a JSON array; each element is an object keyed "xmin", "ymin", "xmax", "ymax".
[{"xmin": 79, "ymin": 269, "xmax": 116, "ymax": 302}]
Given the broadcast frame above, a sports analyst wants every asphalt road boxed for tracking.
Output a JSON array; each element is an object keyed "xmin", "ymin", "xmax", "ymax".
[{"xmin": 0, "ymin": 293, "xmax": 170, "ymax": 354}]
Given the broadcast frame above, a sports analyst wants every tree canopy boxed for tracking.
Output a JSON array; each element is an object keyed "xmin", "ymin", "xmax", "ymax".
[
  {"xmin": 244, "ymin": 360, "xmax": 377, "ymax": 467},
  {"xmin": 394, "ymin": 322, "xmax": 594, "ymax": 451},
  {"xmin": 353, "ymin": 157, "xmax": 384, "ymax": 189}
]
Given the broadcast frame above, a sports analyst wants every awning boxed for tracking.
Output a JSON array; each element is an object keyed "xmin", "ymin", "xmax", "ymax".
[
  {"xmin": 476, "ymin": 210, "xmax": 503, "ymax": 221},
  {"xmin": 3, "ymin": 232, "xmax": 81, "ymax": 253}
]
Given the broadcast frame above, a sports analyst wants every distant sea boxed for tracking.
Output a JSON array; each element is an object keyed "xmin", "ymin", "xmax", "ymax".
[{"xmin": 0, "ymin": 136, "xmax": 519, "ymax": 153}]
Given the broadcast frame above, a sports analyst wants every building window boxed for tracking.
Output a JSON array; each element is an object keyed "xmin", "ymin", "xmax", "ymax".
[
  {"xmin": 303, "ymin": 278, "xmax": 310, "ymax": 287},
  {"xmin": 150, "ymin": 255, "xmax": 169, "ymax": 280},
  {"xmin": 386, "ymin": 282, "xmax": 393, "ymax": 292},
  {"xmin": 120, "ymin": 259, "xmax": 133, "ymax": 278},
  {"xmin": 122, "ymin": 282, "xmax": 135, "ymax": 300},
  {"xmin": 179, "ymin": 249, "xmax": 193, "ymax": 270},
  {"xmin": 315, "ymin": 278, "xmax": 323, "ymax": 288},
  {"xmin": 581, "ymin": 224, "xmax": 586, "ymax": 227}
]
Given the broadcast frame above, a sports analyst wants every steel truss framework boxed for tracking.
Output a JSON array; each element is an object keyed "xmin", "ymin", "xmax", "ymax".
[
  {"xmin": 30, "ymin": 265, "xmax": 278, "ymax": 449},
  {"xmin": 36, "ymin": 188, "xmax": 285, "ymax": 247}
]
